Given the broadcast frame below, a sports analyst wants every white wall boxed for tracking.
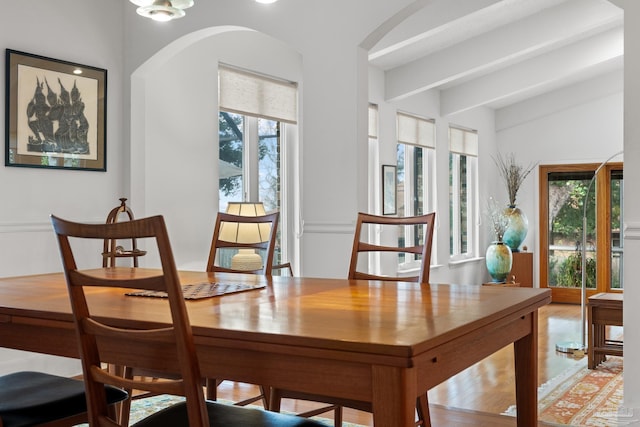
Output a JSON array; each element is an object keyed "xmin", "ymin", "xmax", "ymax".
[
  {"xmin": 130, "ymin": 28, "xmax": 303, "ymax": 271},
  {"xmin": 495, "ymin": 73, "xmax": 623, "ymax": 288},
  {"xmin": 612, "ymin": 0, "xmax": 640, "ymax": 412},
  {"xmin": 125, "ymin": 0, "xmax": 416, "ymax": 279},
  {"xmin": 0, "ymin": 0, "xmax": 126, "ymax": 375},
  {"xmin": 369, "ymin": 66, "xmax": 498, "ymax": 285}
]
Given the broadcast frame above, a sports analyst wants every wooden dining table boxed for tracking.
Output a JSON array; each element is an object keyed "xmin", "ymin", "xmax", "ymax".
[{"xmin": 0, "ymin": 268, "xmax": 550, "ymax": 426}]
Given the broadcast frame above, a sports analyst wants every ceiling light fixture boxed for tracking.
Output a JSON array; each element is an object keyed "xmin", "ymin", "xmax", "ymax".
[
  {"xmin": 130, "ymin": 0, "xmax": 194, "ymax": 22},
  {"xmin": 255, "ymin": 0, "xmax": 278, "ymax": 4}
]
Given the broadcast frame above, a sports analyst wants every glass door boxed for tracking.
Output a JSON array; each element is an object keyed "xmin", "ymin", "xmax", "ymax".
[{"xmin": 540, "ymin": 163, "xmax": 623, "ymax": 303}]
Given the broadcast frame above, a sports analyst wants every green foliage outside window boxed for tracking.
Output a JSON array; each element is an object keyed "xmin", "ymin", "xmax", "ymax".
[
  {"xmin": 219, "ymin": 112, "xmax": 243, "ymax": 197},
  {"xmin": 554, "ymin": 250, "xmax": 596, "ymax": 288}
]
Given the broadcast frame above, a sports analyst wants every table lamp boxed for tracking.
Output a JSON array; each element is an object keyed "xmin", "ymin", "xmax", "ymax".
[{"xmin": 220, "ymin": 202, "xmax": 271, "ymax": 271}]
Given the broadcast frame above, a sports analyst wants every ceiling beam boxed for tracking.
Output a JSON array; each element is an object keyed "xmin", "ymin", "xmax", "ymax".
[
  {"xmin": 440, "ymin": 27, "xmax": 623, "ymax": 116},
  {"xmin": 369, "ymin": 0, "xmax": 502, "ymax": 69},
  {"xmin": 383, "ymin": 0, "xmax": 622, "ymax": 101}
]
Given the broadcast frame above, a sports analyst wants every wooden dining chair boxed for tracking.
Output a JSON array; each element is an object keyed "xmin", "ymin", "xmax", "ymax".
[
  {"xmin": 348, "ymin": 212, "xmax": 436, "ymax": 284},
  {"xmin": 0, "ymin": 370, "xmax": 127, "ymax": 427},
  {"xmin": 206, "ymin": 211, "xmax": 279, "ymax": 276},
  {"xmin": 50, "ymin": 214, "xmax": 324, "ymax": 427},
  {"xmin": 272, "ymin": 262, "xmax": 294, "ymax": 276},
  {"xmin": 270, "ymin": 211, "xmax": 437, "ymax": 427},
  {"xmin": 204, "ymin": 211, "xmax": 279, "ymax": 407}
]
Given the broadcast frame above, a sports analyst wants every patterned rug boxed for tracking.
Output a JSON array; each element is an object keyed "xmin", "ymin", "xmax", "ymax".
[
  {"xmin": 503, "ymin": 356, "xmax": 624, "ymax": 426},
  {"xmin": 100, "ymin": 394, "xmax": 366, "ymax": 426}
]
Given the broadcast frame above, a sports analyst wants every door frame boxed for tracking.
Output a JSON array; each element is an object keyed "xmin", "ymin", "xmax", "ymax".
[{"xmin": 539, "ymin": 162, "xmax": 623, "ymax": 303}]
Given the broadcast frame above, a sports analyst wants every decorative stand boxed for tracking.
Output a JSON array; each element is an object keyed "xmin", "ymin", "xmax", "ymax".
[{"xmin": 102, "ymin": 198, "xmax": 146, "ymax": 267}]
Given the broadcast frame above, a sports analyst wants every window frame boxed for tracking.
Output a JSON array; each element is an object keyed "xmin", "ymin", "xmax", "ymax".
[
  {"xmin": 217, "ymin": 64, "xmax": 298, "ymax": 270},
  {"xmin": 448, "ymin": 126, "xmax": 479, "ymax": 262},
  {"xmin": 396, "ymin": 112, "xmax": 436, "ymax": 272}
]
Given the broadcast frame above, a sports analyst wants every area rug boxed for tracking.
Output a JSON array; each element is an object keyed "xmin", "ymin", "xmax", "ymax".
[
  {"xmin": 98, "ymin": 394, "xmax": 367, "ymax": 426},
  {"xmin": 503, "ymin": 356, "xmax": 624, "ymax": 426}
]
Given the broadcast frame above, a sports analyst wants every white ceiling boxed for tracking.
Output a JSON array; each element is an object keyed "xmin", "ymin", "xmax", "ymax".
[{"xmin": 369, "ymin": 0, "xmax": 623, "ymax": 114}]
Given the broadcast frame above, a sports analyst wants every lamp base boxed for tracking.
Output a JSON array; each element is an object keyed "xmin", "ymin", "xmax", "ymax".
[
  {"xmin": 556, "ymin": 341, "xmax": 586, "ymax": 356},
  {"xmin": 231, "ymin": 250, "xmax": 263, "ymax": 271}
]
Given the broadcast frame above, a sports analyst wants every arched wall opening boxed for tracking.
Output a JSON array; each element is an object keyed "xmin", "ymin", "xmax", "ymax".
[{"xmin": 130, "ymin": 26, "xmax": 302, "ymax": 269}]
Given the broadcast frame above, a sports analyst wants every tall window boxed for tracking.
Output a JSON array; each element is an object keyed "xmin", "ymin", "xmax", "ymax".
[
  {"xmin": 449, "ymin": 126, "xmax": 478, "ymax": 260},
  {"xmin": 396, "ymin": 112, "xmax": 435, "ymax": 268},
  {"xmin": 218, "ymin": 64, "xmax": 298, "ymax": 265},
  {"xmin": 368, "ymin": 104, "xmax": 379, "ymax": 214},
  {"xmin": 218, "ymin": 113, "xmax": 280, "ymax": 212}
]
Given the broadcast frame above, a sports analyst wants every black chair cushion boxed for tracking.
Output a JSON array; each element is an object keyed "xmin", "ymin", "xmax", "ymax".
[
  {"xmin": 132, "ymin": 400, "xmax": 326, "ymax": 427},
  {"xmin": 0, "ymin": 371, "xmax": 128, "ymax": 427}
]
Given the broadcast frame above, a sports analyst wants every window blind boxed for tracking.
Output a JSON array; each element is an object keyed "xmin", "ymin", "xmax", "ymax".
[
  {"xmin": 449, "ymin": 126, "xmax": 478, "ymax": 156},
  {"xmin": 397, "ymin": 112, "xmax": 435, "ymax": 148},
  {"xmin": 219, "ymin": 64, "xmax": 298, "ymax": 124}
]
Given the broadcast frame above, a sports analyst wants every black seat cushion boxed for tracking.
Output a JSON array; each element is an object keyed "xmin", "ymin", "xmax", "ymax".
[
  {"xmin": 0, "ymin": 371, "xmax": 128, "ymax": 427},
  {"xmin": 132, "ymin": 400, "xmax": 326, "ymax": 427}
]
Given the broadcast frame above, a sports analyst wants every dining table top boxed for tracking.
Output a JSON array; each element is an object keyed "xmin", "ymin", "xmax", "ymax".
[{"xmin": 0, "ymin": 268, "xmax": 550, "ymax": 363}]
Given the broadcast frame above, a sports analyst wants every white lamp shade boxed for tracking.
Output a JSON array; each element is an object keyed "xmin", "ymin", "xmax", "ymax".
[{"xmin": 219, "ymin": 202, "xmax": 272, "ymax": 243}]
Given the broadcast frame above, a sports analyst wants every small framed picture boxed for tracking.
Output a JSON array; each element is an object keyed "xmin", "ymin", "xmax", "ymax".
[
  {"xmin": 5, "ymin": 49, "xmax": 107, "ymax": 171},
  {"xmin": 382, "ymin": 164, "xmax": 397, "ymax": 215}
]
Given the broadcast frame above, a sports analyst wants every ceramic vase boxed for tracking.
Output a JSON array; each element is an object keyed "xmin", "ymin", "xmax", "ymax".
[
  {"xmin": 503, "ymin": 205, "xmax": 528, "ymax": 252},
  {"xmin": 485, "ymin": 241, "xmax": 513, "ymax": 283}
]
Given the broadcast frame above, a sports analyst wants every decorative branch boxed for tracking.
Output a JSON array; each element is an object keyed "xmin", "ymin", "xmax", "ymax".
[
  {"xmin": 486, "ymin": 197, "xmax": 509, "ymax": 242},
  {"xmin": 493, "ymin": 153, "xmax": 536, "ymax": 206}
]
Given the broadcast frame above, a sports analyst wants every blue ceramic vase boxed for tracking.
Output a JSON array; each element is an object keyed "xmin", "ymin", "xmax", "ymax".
[
  {"xmin": 503, "ymin": 205, "xmax": 528, "ymax": 252},
  {"xmin": 486, "ymin": 241, "xmax": 513, "ymax": 283}
]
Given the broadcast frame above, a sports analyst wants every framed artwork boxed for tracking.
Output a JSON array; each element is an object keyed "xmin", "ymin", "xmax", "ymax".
[
  {"xmin": 382, "ymin": 164, "xmax": 397, "ymax": 215},
  {"xmin": 5, "ymin": 49, "xmax": 107, "ymax": 171}
]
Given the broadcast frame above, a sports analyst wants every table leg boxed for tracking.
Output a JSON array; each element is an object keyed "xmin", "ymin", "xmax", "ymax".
[
  {"xmin": 588, "ymin": 304, "xmax": 595, "ymax": 369},
  {"xmin": 514, "ymin": 311, "xmax": 538, "ymax": 427},
  {"xmin": 372, "ymin": 365, "xmax": 417, "ymax": 427}
]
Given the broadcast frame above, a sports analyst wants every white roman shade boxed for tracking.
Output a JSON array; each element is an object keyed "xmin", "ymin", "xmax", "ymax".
[
  {"xmin": 397, "ymin": 112, "xmax": 435, "ymax": 148},
  {"xmin": 449, "ymin": 126, "xmax": 478, "ymax": 157},
  {"xmin": 219, "ymin": 64, "xmax": 298, "ymax": 124}
]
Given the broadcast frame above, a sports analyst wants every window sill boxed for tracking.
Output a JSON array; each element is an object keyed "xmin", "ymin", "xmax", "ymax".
[
  {"xmin": 397, "ymin": 264, "xmax": 440, "ymax": 276},
  {"xmin": 448, "ymin": 256, "xmax": 484, "ymax": 267}
]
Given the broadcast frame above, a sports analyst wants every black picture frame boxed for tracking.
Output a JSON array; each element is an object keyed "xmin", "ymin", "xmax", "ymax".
[
  {"xmin": 5, "ymin": 49, "xmax": 107, "ymax": 171},
  {"xmin": 382, "ymin": 164, "xmax": 397, "ymax": 215}
]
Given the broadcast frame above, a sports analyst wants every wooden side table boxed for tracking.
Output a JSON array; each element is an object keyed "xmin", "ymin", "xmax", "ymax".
[
  {"xmin": 482, "ymin": 282, "xmax": 520, "ymax": 287},
  {"xmin": 587, "ymin": 292, "xmax": 623, "ymax": 369},
  {"xmin": 509, "ymin": 252, "xmax": 533, "ymax": 287}
]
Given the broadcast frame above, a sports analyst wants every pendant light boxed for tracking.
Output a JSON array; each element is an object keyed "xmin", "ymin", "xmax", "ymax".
[{"xmin": 130, "ymin": 0, "xmax": 194, "ymax": 22}]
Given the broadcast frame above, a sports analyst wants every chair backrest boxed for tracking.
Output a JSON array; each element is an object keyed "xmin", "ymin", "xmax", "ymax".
[
  {"xmin": 348, "ymin": 212, "xmax": 436, "ymax": 284},
  {"xmin": 51, "ymin": 214, "xmax": 209, "ymax": 427},
  {"xmin": 272, "ymin": 262, "xmax": 294, "ymax": 277},
  {"xmin": 206, "ymin": 211, "xmax": 279, "ymax": 275}
]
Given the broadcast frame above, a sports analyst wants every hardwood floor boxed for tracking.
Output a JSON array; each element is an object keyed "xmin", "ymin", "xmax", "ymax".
[{"xmin": 216, "ymin": 303, "xmax": 612, "ymax": 426}]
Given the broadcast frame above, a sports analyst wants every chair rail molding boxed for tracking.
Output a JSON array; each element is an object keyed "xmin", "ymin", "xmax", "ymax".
[
  {"xmin": 624, "ymin": 222, "xmax": 640, "ymax": 240},
  {"xmin": 0, "ymin": 221, "xmax": 53, "ymax": 233},
  {"xmin": 302, "ymin": 220, "xmax": 355, "ymax": 235},
  {"xmin": 0, "ymin": 218, "xmax": 104, "ymax": 234}
]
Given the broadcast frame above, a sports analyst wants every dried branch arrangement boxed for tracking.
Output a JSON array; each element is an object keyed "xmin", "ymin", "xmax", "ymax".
[
  {"xmin": 486, "ymin": 197, "xmax": 509, "ymax": 241},
  {"xmin": 494, "ymin": 153, "xmax": 536, "ymax": 206}
]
